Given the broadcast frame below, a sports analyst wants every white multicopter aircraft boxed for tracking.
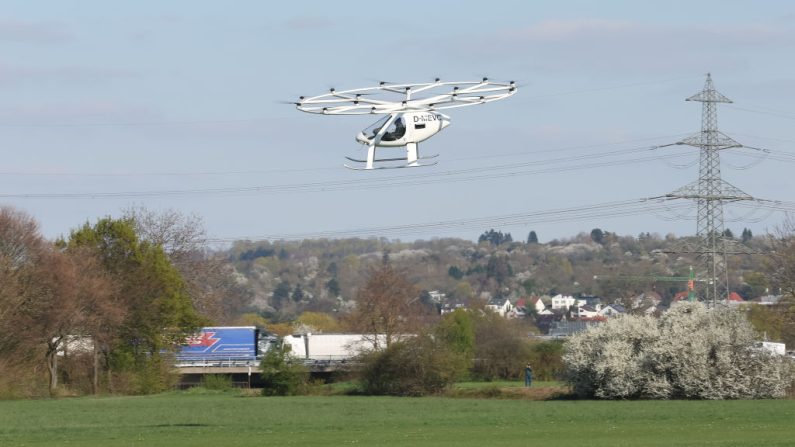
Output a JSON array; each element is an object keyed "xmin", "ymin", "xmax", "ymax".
[{"xmin": 294, "ymin": 78, "xmax": 517, "ymax": 170}]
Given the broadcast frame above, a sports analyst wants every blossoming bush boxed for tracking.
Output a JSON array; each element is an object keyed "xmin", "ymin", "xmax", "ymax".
[{"xmin": 563, "ymin": 302, "xmax": 793, "ymax": 399}]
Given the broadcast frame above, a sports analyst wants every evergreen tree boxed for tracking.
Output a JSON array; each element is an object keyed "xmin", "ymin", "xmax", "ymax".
[
  {"xmin": 478, "ymin": 229, "xmax": 513, "ymax": 246},
  {"xmin": 325, "ymin": 278, "xmax": 341, "ymax": 297},
  {"xmin": 272, "ymin": 281, "xmax": 291, "ymax": 307},
  {"xmin": 527, "ymin": 230, "xmax": 539, "ymax": 244},
  {"xmin": 291, "ymin": 284, "xmax": 305, "ymax": 302},
  {"xmin": 448, "ymin": 265, "xmax": 464, "ymax": 280},
  {"xmin": 486, "ymin": 255, "xmax": 513, "ymax": 286},
  {"xmin": 326, "ymin": 261, "xmax": 338, "ymax": 276},
  {"xmin": 590, "ymin": 228, "xmax": 605, "ymax": 244}
]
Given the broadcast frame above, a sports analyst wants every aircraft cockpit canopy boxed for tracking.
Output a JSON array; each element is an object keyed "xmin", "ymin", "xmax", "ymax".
[{"xmin": 364, "ymin": 115, "xmax": 406, "ymax": 142}]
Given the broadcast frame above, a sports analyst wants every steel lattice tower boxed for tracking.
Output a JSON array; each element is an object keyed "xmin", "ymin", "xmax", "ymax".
[{"xmin": 663, "ymin": 74, "xmax": 754, "ymax": 306}]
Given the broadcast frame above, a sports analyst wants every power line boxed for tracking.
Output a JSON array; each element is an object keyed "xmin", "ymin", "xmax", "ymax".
[
  {"xmin": 0, "ymin": 133, "xmax": 691, "ymax": 178},
  {"xmin": 202, "ymin": 197, "xmax": 795, "ymax": 244},
  {"xmin": 0, "ymin": 147, "xmax": 695, "ymax": 199},
  {"xmin": 726, "ymin": 105, "xmax": 795, "ymax": 121},
  {"xmin": 514, "ymin": 75, "xmax": 702, "ymax": 103},
  {"xmin": 205, "ymin": 198, "xmax": 693, "ymax": 243}
]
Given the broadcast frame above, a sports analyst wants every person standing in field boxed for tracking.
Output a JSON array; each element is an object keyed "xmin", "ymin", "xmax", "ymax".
[{"xmin": 524, "ymin": 364, "xmax": 533, "ymax": 387}]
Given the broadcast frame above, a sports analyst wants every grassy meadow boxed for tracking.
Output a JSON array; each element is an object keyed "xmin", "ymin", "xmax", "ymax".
[{"xmin": 1, "ymin": 391, "xmax": 794, "ymax": 446}]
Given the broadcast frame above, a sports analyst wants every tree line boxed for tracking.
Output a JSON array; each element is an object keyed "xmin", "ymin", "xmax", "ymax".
[{"xmin": 0, "ymin": 206, "xmax": 247, "ymax": 397}]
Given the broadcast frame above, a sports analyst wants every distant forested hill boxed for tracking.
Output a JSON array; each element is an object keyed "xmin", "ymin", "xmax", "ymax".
[{"xmin": 222, "ymin": 228, "xmax": 769, "ymax": 319}]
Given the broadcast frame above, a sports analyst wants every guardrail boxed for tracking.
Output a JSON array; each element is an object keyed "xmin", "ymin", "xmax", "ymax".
[
  {"xmin": 175, "ymin": 356, "xmax": 259, "ymax": 368},
  {"xmin": 175, "ymin": 355, "xmax": 358, "ymax": 371}
]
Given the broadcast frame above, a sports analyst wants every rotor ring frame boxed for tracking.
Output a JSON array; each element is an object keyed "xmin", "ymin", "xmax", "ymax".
[{"xmin": 296, "ymin": 79, "xmax": 517, "ymax": 115}]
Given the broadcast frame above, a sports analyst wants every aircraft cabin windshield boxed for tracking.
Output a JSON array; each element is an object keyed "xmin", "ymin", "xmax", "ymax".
[{"xmin": 364, "ymin": 116, "xmax": 406, "ymax": 141}]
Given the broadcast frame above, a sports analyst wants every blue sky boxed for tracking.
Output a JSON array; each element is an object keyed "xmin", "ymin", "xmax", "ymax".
[{"xmin": 2, "ymin": 1, "xmax": 795, "ymax": 243}]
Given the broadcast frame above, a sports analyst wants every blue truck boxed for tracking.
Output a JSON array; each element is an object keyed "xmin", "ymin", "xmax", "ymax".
[{"xmin": 175, "ymin": 326, "xmax": 259, "ymax": 365}]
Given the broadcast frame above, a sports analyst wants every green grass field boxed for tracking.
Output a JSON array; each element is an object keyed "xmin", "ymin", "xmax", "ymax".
[{"xmin": 1, "ymin": 392, "xmax": 793, "ymax": 446}]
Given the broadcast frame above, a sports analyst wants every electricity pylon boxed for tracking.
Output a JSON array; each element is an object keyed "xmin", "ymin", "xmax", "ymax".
[{"xmin": 657, "ymin": 74, "xmax": 755, "ymax": 306}]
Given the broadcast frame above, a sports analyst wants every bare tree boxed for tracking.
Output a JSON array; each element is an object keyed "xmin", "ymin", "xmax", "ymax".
[
  {"xmin": 29, "ymin": 246, "xmax": 120, "ymax": 396},
  {"xmin": 0, "ymin": 207, "xmax": 47, "ymax": 367},
  {"xmin": 0, "ymin": 207, "xmax": 44, "ymax": 268},
  {"xmin": 123, "ymin": 206, "xmax": 251, "ymax": 323},
  {"xmin": 68, "ymin": 247, "xmax": 123, "ymax": 394},
  {"xmin": 764, "ymin": 217, "xmax": 795, "ymax": 347},
  {"xmin": 124, "ymin": 206, "xmax": 206, "ymax": 265},
  {"xmin": 35, "ymin": 249, "xmax": 80, "ymax": 395},
  {"xmin": 347, "ymin": 264, "xmax": 423, "ymax": 350}
]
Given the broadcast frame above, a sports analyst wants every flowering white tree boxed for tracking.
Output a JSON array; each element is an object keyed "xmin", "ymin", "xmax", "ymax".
[{"xmin": 564, "ymin": 302, "xmax": 793, "ymax": 399}]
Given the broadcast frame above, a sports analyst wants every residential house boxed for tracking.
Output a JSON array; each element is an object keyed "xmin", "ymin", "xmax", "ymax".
[
  {"xmin": 485, "ymin": 297, "xmax": 512, "ymax": 317},
  {"xmin": 550, "ymin": 294, "xmax": 584, "ymax": 310},
  {"xmin": 511, "ymin": 298, "xmax": 528, "ymax": 318},
  {"xmin": 757, "ymin": 294, "xmax": 782, "ymax": 305},
  {"xmin": 672, "ymin": 291, "xmax": 690, "ymax": 303},
  {"xmin": 630, "ymin": 291, "xmax": 662, "ymax": 309},
  {"xmin": 519, "ymin": 296, "xmax": 546, "ymax": 315},
  {"xmin": 579, "ymin": 294, "xmax": 603, "ymax": 307},
  {"xmin": 597, "ymin": 303, "xmax": 626, "ymax": 318},
  {"xmin": 573, "ymin": 304, "xmax": 601, "ymax": 319},
  {"xmin": 727, "ymin": 292, "xmax": 745, "ymax": 306},
  {"xmin": 427, "ymin": 290, "xmax": 446, "ymax": 303},
  {"xmin": 515, "ymin": 297, "xmax": 527, "ymax": 317},
  {"xmin": 440, "ymin": 302, "xmax": 467, "ymax": 315}
]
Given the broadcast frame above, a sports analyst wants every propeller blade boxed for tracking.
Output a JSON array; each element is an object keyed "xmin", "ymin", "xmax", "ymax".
[{"xmin": 276, "ymin": 95, "xmax": 306, "ymax": 105}]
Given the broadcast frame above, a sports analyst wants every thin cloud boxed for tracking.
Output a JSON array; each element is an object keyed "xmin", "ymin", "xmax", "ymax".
[
  {"xmin": 0, "ymin": 19, "xmax": 71, "ymax": 43},
  {"xmin": 511, "ymin": 18, "xmax": 640, "ymax": 41},
  {"xmin": 427, "ymin": 18, "xmax": 795, "ymax": 75},
  {"xmin": 508, "ymin": 19, "xmax": 788, "ymax": 46},
  {"xmin": 0, "ymin": 64, "xmax": 139, "ymax": 86},
  {"xmin": 0, "ymin": 101, "xmax": 161, "ymax": 126},
  {"xmin": 283, "ymin": 16, "xmax": 337, "ymax": 31}
]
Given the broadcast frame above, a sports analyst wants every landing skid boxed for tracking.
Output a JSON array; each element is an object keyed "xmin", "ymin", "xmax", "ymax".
[
  {"xmin": 344, "ymin": 161, "xmax": 438, "ymax": 171},
  {"xmin": 344, "ymin": 154, "xmax": 439, "ymax": 163}
]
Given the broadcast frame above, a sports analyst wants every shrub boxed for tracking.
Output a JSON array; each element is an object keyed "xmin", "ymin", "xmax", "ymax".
[
  {"xmin": 260, "ymin": 344, "xmax": 308, "ymax": 396},
  {"xmin": 526, "ymin": 340, "xmax": 565, "ymax": 381},
  {"xmin": 0, "ymin": 360, "xmax": 49, "ymax": 399},
  {"xmin": 130, "ymin": 355, "xmax": 180, "ymax": 395},
  {"xmin": 201, "ymin": 374, "xmax": 233, "ymax": 391},
  {"xmin": 564, "ymin": 302, "xmax": 793, "ymax": 399},
  {"xmin": 358, "ymin": 334, "xmax": 467, "ymax": 396},
  {"xmin": 435, "ymin": 309, "xmax": 475, "ymax": 362},
  {"xmin": 471, "ymin": 313, "xmax": 531, "ymax": 380}
]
